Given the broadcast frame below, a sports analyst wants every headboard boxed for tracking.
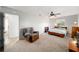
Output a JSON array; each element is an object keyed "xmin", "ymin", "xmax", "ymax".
[{"xmin": 54, "ymin": 26, "xmax": 67, "ymax": 30}]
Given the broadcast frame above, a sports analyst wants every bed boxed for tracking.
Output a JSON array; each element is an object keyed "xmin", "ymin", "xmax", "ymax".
[{"xmin": 48, "ymin": 27, "xmax": 67, "ymax": 38}]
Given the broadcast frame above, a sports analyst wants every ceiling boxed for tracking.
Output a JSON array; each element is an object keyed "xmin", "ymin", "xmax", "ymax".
[{"xmin": 8, "ymin": 6, "xmax": 79, "ymax": 17}]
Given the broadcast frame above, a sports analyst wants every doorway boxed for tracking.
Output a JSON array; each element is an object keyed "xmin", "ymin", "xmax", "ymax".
[
  {"xmin": 0, "ymin": 12, "xmax": 19, "ymax": 52},
  {"xmin": 4, "ymin": 13, "xmax": 19, "ymax": 51}
]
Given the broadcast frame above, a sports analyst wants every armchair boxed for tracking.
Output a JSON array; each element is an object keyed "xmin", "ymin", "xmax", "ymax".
[{"xmin": 23, "ymin": 27, "xmax": 39, "ymax": 42}]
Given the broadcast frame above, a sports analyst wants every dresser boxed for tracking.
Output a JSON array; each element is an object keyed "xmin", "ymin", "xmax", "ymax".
[{"xmin": 69, "ymin": 40, "xmax": 79, "ymax": 52}]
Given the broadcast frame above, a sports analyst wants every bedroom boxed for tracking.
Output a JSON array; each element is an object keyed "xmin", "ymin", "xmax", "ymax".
[{"xmin": 0, "ymin": 6, "xmax": 79, "ymax": 52}]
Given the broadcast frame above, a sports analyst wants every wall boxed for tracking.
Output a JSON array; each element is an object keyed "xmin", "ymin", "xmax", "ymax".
[
  {"xmin": 19, "ymin": 13, "xmax": 49, "ymax": 34},
  {"xmin": 78, "ymin": 15, "xmax": 79, "ymax": 26},
  {"xmin": 65, "ymin": 15, "xmax": 78, "ymax": 32},
  {"xmin": 49, "ymin": 18, "xmax": 56, "ymax": 29}
]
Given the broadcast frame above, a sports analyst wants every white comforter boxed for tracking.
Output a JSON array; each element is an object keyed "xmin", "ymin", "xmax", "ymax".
[{"xmin": 49, "ymin": 28, "xmax": 67, "ymax": 36}]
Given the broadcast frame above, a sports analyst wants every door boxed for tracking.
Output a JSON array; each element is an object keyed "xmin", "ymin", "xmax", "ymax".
[
  {"xmin": 8, "ymin": 14, "xmax": 19, "ymax": 39},
  {"xmin": 0, "ymin": 12, "xmax": 4, "ymax": 51}
]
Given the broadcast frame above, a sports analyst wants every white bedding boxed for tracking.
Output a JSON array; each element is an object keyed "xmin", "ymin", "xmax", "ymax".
[{"xmin": 49, "ymin": 28, "xmax": 67, "ymax": 36}]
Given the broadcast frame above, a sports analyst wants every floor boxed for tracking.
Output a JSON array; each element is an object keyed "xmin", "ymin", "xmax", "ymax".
[{"xmin": 4, "ymin": 33, "xmax": 72, "ymax": 52}]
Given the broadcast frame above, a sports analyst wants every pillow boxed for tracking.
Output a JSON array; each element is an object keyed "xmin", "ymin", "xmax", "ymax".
[{"xmin": 24, "ymin": 33, "xmax": 31, "ymax": 36}]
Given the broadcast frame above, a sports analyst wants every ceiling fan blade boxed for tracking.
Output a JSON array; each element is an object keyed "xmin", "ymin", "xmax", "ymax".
[{"xmin": 55, "ymin": 13, "xmax": 61, "ymax": 15}]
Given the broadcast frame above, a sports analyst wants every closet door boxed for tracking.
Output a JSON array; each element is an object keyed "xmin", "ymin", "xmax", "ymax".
[
  {"xmin": 8, "ymin": 14, "xmax": 19, "ymax": 38},
  {"xmin": 0, "ymin": 12, "xmax": 4, "ymax": 51}
]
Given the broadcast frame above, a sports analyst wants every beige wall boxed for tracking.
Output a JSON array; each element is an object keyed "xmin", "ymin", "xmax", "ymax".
[{"xmin": 19, "ymin": 13, "xmax": 50, "ymax": 34}]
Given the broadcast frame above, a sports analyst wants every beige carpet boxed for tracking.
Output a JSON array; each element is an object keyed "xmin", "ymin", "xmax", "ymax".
[{"xmin": 4, "ymin": 33, "xmax": 72, "ymax": 52}]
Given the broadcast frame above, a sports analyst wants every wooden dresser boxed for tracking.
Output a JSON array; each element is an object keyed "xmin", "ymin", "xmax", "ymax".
[
  {"xmin": 71, "ymin": 27, "xmax": 79, "ymax": 38},
  {"xmin": 69, "ymin": 40, "xmax": 79, "ymax": 52}
]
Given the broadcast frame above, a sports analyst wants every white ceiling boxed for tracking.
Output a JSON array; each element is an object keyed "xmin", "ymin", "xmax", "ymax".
[{"xmin": 8, "ymin": 6, "xmax": 79, "ymax": 17}]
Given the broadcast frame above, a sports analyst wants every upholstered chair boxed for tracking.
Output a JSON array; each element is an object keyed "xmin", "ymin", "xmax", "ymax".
[{"xmin": 23, "ymin": 27, "xmax": 39, "ymax": 42}]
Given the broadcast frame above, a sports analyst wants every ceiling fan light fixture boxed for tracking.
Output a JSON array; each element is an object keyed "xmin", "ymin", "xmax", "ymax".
[
  {"xmin": 49, "ymin": 15, "xmax": 56, "ymax": 19},
  {"xmin": 50, "ymin": 12, "xmax": 54, "ymax": 16},
  {"xmin": 49, "ymin": 11, "xmax": 61, "ymax": 19}
]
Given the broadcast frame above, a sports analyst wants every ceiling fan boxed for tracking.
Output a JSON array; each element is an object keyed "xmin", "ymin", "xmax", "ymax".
[{"xmin": 49, "ymin": 11, "xmax": 61, "ymax": 17}]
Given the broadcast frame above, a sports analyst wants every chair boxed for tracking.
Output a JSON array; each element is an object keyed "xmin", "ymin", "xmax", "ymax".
[
  {"xmin": 44, "ymin": 27, "xmax": 49, "ymax": 33},
  {"xmin": 23, "ymin": 27, "xmax": 39, "ymax": 42}
]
